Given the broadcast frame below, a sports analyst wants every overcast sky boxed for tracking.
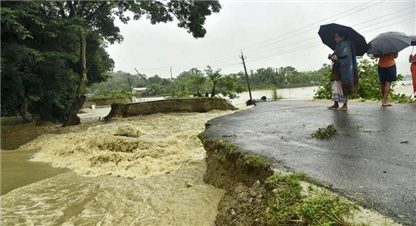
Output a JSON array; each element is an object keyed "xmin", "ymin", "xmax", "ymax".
[{"xmin": 106, "ymin": 0, "xmax": 416, "ymax": 79}]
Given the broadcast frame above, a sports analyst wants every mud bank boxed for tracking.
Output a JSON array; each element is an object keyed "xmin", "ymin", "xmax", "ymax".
[
  {"xmin": 199, "ymin": 137, "xmax": 273, "ymax": 225},
  {"xmin": 1, "ymin": 117, "xmax": 37, "ymax": 150},
  {"xmin": 83, "ymin": 97, "xmax": 130, "ymax": 109},
  {"xmin": 199, "ymin": 137, "xmax": 402, "ymax": 226},
  {"xmin": 104, "ymin": 97, "xmax": 237, "ymax": 120}
]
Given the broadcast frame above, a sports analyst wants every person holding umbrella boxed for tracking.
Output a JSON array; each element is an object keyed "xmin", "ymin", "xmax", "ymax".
[
  {"xmin": 409, "ymin": 52, "xmax": 416, "ymax": 98},
  {"xmin": 318, "ymin": 23, "xmax": 364, "ymax": 111},
  {"xmin": 367, "ymin": 32, "xmax": 413, "ymax": 105},
  {"xmin": 409, "ymin": 37, "xmax": 416, "ymax": 98},
  {"xmin": 326, "ymin": 31, "xmax": 359, "ymax": 111},
  {"xmin": 373, "ymin": 52, "xmax": 398, "ymax": 106}
]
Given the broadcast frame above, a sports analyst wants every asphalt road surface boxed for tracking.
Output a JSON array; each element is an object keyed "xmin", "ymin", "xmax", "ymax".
[{"xmin": 202, "ymin": 100, "xmax": 416, "ymax": 225}]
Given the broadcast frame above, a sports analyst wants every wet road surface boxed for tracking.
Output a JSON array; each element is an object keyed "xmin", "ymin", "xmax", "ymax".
[{"xmin": 202, "ymin": 100, "xmax": 416, "ymax": 225}]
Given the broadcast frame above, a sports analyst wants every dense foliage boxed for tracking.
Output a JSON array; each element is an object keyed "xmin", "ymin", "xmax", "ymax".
[
  {"xmin": 90, "ymin": 64, "xmax": 331, "ymax": 100},
  {"xmin": 1, "ymin": 1, "xmax": 221, "ymax": 124},
  {"xmin": 314, "ymin": 58, "xmax": 413, "ymax": 102}
]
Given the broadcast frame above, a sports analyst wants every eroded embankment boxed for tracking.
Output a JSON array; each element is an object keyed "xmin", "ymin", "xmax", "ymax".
[
  {"xmin": 104, "ymin": 97, "xmax": 237, "ymax": 120},
  {"xmin": 198, "ymin": 136, "xmax": 402, "ymax": 226},
  {"xmin": 199, "ymin": 137, "xmax": 274, "ymax": 225}
]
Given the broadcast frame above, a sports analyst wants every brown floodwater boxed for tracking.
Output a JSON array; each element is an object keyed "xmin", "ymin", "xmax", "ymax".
[
  {"xmin": 1, "ymin": 149, "xmax": 69, "ymax": 195},
  {"xmin": 1, "ymin": 110, "xmax": 235, "ymax": 226}
]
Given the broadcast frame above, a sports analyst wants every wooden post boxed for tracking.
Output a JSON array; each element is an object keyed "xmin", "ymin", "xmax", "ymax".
[
  {"xmin": 170, "ymin": 66, "xmax": 174, "ymax": 97},
  {"xmin": 239, "ymin": 51, "xmax": 253, "ymax": 103},
  {"xmin": 127, "ymin": 74, "xmax": 133, "ymax": 101}
]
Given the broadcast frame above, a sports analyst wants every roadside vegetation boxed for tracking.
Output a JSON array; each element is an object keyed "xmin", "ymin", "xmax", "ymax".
[
  {"xmin": 265, "ymin": 172, "xmax": 356, "ymax": 226},
  {"xmin": 314, "ymin": 58, "xmax": 414, "ymax": 103},
  {"xmin": 90, "ymin": 64, "xmax": 328, "ymax": 100}
]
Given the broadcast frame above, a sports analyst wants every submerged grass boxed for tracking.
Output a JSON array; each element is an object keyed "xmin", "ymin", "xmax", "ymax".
[
  {"xmin": 265, "ymin": 173, "xmax": 356, "ymax": 226},
  {"xmin": 271, "ymin": 86, "xmax": 283, "ymax": 101}
]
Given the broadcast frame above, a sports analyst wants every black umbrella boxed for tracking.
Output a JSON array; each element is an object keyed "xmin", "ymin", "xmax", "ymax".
[
  {"xmin": 318, "ymin": 23, "xmax": 368, "ymax": 56},
  {"xmin": 410, "ymin": 35, "xmax": 416, "ymax": 46},
  {"xmin": 367, "ymin": 31, "xmax": 412, "ymax": 54}
]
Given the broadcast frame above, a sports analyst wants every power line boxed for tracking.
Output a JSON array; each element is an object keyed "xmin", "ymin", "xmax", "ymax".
[
  {"xmin": 245, "ymin": 16, "xmax": 415, "ymax": 64},
  {"xmin": 197, "ymin": 5, "xmax": 413, "ymax": 67},
  {"xmin": 242, "ymin": 7, "xmax": 414, "ymax": 59},
  {"xmin": 170, "ymin": 0, "xmax": 387, "ymax": 69},
  {"xmin": 161, "ymin": 0, "xmax": 384, "ymax": 70},
  {"xmin": 239, "ymin": 1, "xmax": 392, "ymax": 57},
  {"xmin": 117, "ymin": 1, "xmax": 412, "ymax": 75},
  {"xmin": 237, "ymin": 0, "xmax": 385, "ymax": 54},
  {"xmin": 361, "ymin": 16, "xmax": 415, "ymax": 34},
  {"xmin": 245, "ymin": 38, "xmax": 322, "ymax": 57},
  {"xmin": 355, "ymin": 10, "xmax": 415, "ymax": 31},
  {"xmin": 352, "ymin": 6, "xmax": 414, "ymax": 28}
]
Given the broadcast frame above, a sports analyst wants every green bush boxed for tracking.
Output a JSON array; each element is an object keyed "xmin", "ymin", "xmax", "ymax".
[
  {"xmin": 314, "ymin": 58, "xmax": 413, "ymax": 102},
  {"xmin": 312, "ymin": 125, "xmax": 337, "ymax": 139},
  {"xmin": 265, "ymin": 173, "xmax": 355, "ymax": 226}
]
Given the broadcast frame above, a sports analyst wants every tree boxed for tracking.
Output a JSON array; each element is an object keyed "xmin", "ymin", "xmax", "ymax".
[
  {"xmin": 59, "ymin": 1, "xmax": 221, "ymax": 126},
  {"xmin": 1, "ymin": 1, "xmax": 221, "ymax": 125},
  {"xmin": 314, "ymin": 58, "xmax": 411, "ymax": 102},
  {"xmin": 252, "ymin": 67, "xmax": 276, "ymax": 88},
  {"xmin": 1, "ymin": 2, "xmax": 80, "ymax": 123},
  {"xmin": 204, "ymin": 65, "xmax": 222, "ymax": 97},
  {"xmin": 216, "ymin": 74, "xmax": 239, "ymax": 99},
  {"xmin": 185, "ymin": 69, "xmax": 207, "ymax": 95}
]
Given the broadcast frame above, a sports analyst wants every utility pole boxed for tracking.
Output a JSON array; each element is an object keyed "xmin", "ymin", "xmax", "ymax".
[
  {"xmin": 170, "ymin": 66, "xmax": 174, "ymax": 97},
  {"xmin": 126, "ymin": 74, "xmax": 133, "ymax": 102},
  {"xmin": 239, "ymin": 51, "xmax": 253, "ymax": 104},
  {"xmin": 134, "ymin": 68, "xmax": 147, "ymax": 81},
  {"xmin": 288, "ymin": 78, "xmax": 291, "ymax": 100},
  {"xmin": 134, "ymin": 68, "xmax": 149, "ymax": 102}
]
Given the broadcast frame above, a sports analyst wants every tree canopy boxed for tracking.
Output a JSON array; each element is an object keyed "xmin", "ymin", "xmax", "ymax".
[{"xmin": 1, "ymin": 1, "xmax": 221, "ymax": 124}]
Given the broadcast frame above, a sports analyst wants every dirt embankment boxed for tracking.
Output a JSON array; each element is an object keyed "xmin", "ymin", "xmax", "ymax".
[
  {"xmin": 198, "ymin": 136, "xmax": 402, "ymax": 226},
  {"xmin": 199, "ymin": 137, "xmax": 274, "ymax": 225},
  {"xmin": 104, "ymin": 98, "xmax": 237, "ymax": 120}
]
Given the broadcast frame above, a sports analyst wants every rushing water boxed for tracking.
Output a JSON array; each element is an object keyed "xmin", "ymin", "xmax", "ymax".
[
  {"xmin": 1, "ymin": 82, "xmax": 413, "ymax": 225},
  {"xmin": 1, "ymin": 111, "xmax": 234, "ymax": 226}
]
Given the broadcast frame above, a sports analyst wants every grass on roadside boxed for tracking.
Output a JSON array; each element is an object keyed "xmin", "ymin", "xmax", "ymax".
[{"xmin": 265, "ymin": 173, "xmax": 356, "ymax": 226}]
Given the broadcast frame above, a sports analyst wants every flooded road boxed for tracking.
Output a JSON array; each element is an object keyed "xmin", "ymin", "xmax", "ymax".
[{"xmin": 1, "ymin": 111, "xmax": 234, "ymax": 225}]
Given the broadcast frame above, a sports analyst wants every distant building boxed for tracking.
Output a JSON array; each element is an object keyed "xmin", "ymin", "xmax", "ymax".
[
  {"xmin": 132, "ymin": 87, "xmax": 147, "ymax": 93},
  {"xmin": 131, "ymin": 88, "xmax": 147, "ymax": 102}
]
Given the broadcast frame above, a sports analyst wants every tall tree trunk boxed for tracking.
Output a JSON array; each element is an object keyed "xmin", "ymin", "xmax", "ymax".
[
  {"xmin": 210, "ymin": 82, "xmax": 217, "ymax": 97},
  {"xmin": 18, "ymin": 89, "xmax": 33, "ymax": 123},
  {"xmin": 63, "ymin": 32, "xmax": 87, "ymax": 127}
]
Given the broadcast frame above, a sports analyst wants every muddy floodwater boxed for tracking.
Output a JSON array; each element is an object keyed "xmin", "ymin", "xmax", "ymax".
[
  {"xmin": 2, "ymin": 82, "xmax": 412, "ymax": 225},
  {"xmin": 1, "ymin": 111, "xmax": 234, "ymax": 226}
]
